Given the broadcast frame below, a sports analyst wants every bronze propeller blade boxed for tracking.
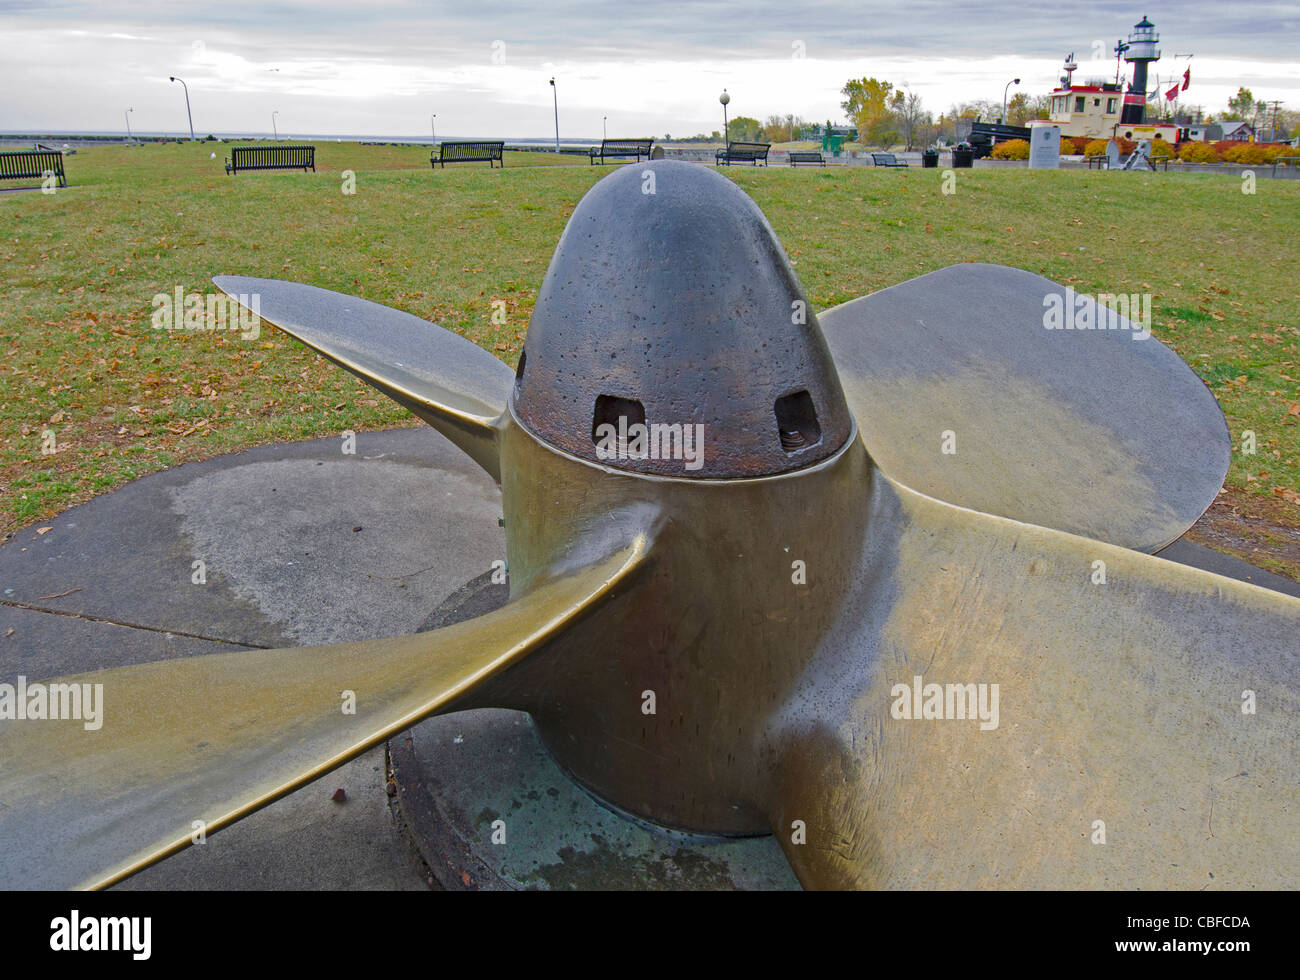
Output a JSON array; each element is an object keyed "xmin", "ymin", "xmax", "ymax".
[
  {"xmin": 819, "ymin": 264, "xmax": 1230, "ymax": 553},
  {"xmin": 212, "ymin": 276, "xmax": 513, "ymax": 480},
  {"xmin": 765, "ymin": 473, "xmax": 1300, "ymax": 889},
  {"xmin": 0, "ymin": 534, "xmax": 650, "ymax": 889}
]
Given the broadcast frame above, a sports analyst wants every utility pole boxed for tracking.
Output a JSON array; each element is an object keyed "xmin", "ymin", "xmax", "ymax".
[{"xmin": 1266, "ymin": 100, "xmax": 1283, "ymax": 142}]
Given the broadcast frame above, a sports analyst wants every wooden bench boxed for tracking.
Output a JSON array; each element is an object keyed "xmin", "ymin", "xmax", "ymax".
[
  {"xmin": 589, "ymin": 139, "xmax": 654, "ymax": 165},
  {"xmin": 225, "ymin": 145, "xmax": 315, "ymax": 175},
  {"xmin": 788, "ymin": 151, "xmax": 825, "ymax": 167},
  {"xmin": 871, "ymin": 152, "xmax": 908, "ymax": 168},
  {"xmin": 432, "ymin": 141, "xmax": 505, "ymax": 169},
  {"xmin": 716, "ymin": 141, "xmax": 770, "ymax": 166},
  {"xmin": 0, "ymin": 149, "xmax": 66, "ymax": 188}
]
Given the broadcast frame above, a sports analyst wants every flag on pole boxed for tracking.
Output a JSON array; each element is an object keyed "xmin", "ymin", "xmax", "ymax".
[
  {"xmin": 1182, "ymin": 67, "xmax": 1191, "ymax": 91},
  {"xmin": 1166, "ymin": 83, "xmax": 1180, "ymax": 101}
]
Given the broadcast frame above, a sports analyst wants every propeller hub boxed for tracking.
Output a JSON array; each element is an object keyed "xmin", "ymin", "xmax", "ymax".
[{"xmin": 512, "ymin": 161, "xmax": 853, "ymax": 478}]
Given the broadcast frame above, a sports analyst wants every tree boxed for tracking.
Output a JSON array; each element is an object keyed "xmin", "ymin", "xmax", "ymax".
[
  {"xmin": 890, "ymin": 88, "xmax": 931, "ymax": 151},
  {"xmin": 841, "ymin": 77, "xmax": 896, "ymax": 146},
  {"xmin": 724, "ymin": 115, "xmax": 762, "ymax": 142},
  {"xmin": 1006, "ymin": 92, "xmax": 1032, "ymax": 126},
  {"xmin": 763, "ymin": 114, "xmax": 791, "ymax": 142},
  {"xmin": 1223, "ymin": 87, "xmax": 1255, "ymax": 121},
  {"xmin": 1007, "ymin": 93, "xmax": 1050, "ymax": 126}
]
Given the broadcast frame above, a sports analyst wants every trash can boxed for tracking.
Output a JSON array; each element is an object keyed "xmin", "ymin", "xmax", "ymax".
[
  {"xmin": 829, "ymin": 134, "xmax": 843, "ymax": 158},
  {"xmin": 922, "ymin": 149, "xmax": 939, "ymax": 168},
  {"xmin": 952, "ymin": 143, "xmax": 974, "ymax": 168}
]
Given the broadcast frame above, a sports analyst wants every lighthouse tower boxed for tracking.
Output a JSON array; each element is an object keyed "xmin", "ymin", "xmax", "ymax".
[{"xmin": 1119, "ymin": 16, "xmax": 1160, "ymax": 125}]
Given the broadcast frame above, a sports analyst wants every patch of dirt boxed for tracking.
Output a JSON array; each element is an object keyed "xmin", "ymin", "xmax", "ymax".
[{"xmin": 1185, "ymin": 486, "xmax": 1300, "ymax": 584}]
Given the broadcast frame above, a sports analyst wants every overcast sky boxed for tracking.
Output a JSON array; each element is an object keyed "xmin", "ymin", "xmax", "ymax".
[{"xmin": 2, "ymin": 1, "xmax": 1297, "ymax": 138}]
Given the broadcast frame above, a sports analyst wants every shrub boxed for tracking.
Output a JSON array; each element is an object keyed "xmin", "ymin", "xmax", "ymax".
[
  {"xmin": 1083, "ymin": 139, "xmax": 1110, "ymax": 157},
  {"xmin": 1070, "ymin": 136, "xmax": 1092, "ymax": 154},
  {"xmin": 1148, "ymin": 139, "xmax": 1175, "ymax": 158},
  {"xmin": 1259, "ymin": 143, "xmax": 1294, "ymax": 163},
  {"xmin": 991, "ymin": 139, "xmax": 1029, "ymax": 160},
  {"xmin": 1211, "ymin": 140, "xmax": 1242, "ymax": 157},
  {"xmin": 1222, "ymin": 143, "xmax": 1268, "ymax": 165},
  {"xmin": 1178, "ymin": 141, "xmax": 1220, "ymax": 163}
]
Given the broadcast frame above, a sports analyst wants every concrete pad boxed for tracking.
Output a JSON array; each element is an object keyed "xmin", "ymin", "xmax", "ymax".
[
  {"xmin": 1155, "ymin": 539, "xmax": 1300, "ymax": 598},
  {"xmin": 0, "ymin": 426, "xmax": 503, "ymax": 889}
]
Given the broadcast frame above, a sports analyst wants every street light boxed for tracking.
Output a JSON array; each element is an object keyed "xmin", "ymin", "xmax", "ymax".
[
  {"xmin": 1002, "ymin": 77, "xmax": 1021, "ymax": 124},
  {"xmin": 124, "ymin": 107, "xmax": 134, "ymax": 145},
  {"xmin": 719, "ymin": 89, "xmax": 730, "ymax": 147},
  {"xmin": 272, "ymin": 110, "xmax": 279, "ymax": 141},
  {"xmin": 549, "ymin": 78, "xmax": 559, "ymax": 153},
  {"xmin": 168, "ymin": 76, "xmax": 194, "ymax": 140},
  {"xmin": 603, "ymin": 115, "xmax": 607, "ymax": 140},
  {"xmin": 431, "ymin": 114, "xmax": 437, "ymax": 142}
]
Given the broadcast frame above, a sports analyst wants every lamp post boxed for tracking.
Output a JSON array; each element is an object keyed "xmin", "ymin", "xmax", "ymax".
[
  {"xmin": 549, "ymin": 78, "xmax": 559, "ymax": 153},
  {"xmin": 124, "ymin": 107, "xmax": 134, "ymax": 145},
  {"xmin": 719, "ymin": 89, "xmax": 730, "ymax": 147},
  {"xmin": 603, "ymin": 115, "xmax": 607, "ymax": 140},
  {"xmin": 168, "ymin": 76, "xmax": 195, "ymax": 140},
  {"xmin": 431, "ymin": 114, "xmax": 437, "ymax": 142},
  {"xmin": 1002, "ymin": 77, "xmax": 1021, "ymax": 124},
  {"xmin": 272, "ymin": 111, "xmax": 279, "ymax": 140}
]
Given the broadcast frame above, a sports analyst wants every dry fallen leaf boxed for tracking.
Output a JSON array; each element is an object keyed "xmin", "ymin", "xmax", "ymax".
[{"xmin": 36, "ymin": 527, "xmax": 53, "ymax": 535}]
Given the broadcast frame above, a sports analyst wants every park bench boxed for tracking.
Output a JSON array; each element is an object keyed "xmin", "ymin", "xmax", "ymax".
[
  {"xmin": 0, "ymin": 149, "xmax": 66, "ymax": 188},
  {"xmin": 1087, "ymin": 154, "xmax": 1109, "ymax": 169},
  {"xmin": 1272, "ymin": 156, "xmax": 1299, "ymax": 178},
  {"xmin": 716, "ymin": 141, "xmax": 770, "ymax": 166},
  {"xmin": 788, "ymin": 151, "xmax": 825, "ymax": 167},
  {"xmin": 871, "ymin": 152, "xmax": 908, "ymax": 168},
  {"xmin": 589, "ymin": 139, "xmax": 654, "ymax": 165},
  {"xmin": 225, "ymin": 145, "xmax": 315, "ymax": 175},
  {"xmin": 432, "ymin": 141, "xmax": 506, "ymax": 168}
]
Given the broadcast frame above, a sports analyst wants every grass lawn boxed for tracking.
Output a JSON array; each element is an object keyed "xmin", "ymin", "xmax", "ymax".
[{"xmin": 3, "ymin": 142, "xmax": 1298, "ymax": 575}]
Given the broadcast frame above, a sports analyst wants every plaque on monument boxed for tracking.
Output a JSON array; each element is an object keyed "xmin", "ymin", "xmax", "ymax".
[{"xmin": 1028, "ymin": 122, "xmax": 1061, "ymax": 169}]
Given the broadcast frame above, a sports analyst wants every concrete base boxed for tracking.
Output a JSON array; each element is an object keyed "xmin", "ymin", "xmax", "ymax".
[{"xmin": 391, "ymin": 570, "xmax": 800, "ymax": 890}]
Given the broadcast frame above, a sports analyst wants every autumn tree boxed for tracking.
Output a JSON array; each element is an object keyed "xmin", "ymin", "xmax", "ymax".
[
  {"xmin": 1227, "ymin": 87, "xmax": 1258, "ymax": 121},
  {"xmin": 724, "ymin": 115, "xmax": 763, "ymax": 142},
  {"xmin": 841, "ymin": 77, "xmax": 896, "ymax": 146},
  {"xmin": 890, "ymin": 89, "xmax": 931, "ymax": 151}
]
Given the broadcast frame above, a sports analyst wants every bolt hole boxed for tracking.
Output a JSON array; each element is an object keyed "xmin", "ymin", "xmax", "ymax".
[
  {"xmin": 591, "ymin": 394, "xmax": 646, "ymax": 448},
  {"xmin": 775, "ymin": 390, "xmax": 821, "ymax": 454}
]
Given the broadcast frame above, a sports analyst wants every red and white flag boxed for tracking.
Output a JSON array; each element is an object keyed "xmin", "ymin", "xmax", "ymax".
[
  {"xmin": 1183, "ymin": 67, "xmax": 1191, "ymax": 91},
  {"xmin": 1166, "ymin": 83, "xmax": 1180, "ymax": 101}
]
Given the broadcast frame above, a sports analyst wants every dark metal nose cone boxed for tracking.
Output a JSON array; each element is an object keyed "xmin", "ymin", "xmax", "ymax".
[{"xmin": 513, "ymin": 160, "xmax": 853, "ymax": 478}]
